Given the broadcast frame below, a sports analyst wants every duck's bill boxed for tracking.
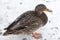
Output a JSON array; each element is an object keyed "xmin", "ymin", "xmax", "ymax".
[{"xmin": 44, "ymin": 8, "xmax": 52, "ymax": 12}]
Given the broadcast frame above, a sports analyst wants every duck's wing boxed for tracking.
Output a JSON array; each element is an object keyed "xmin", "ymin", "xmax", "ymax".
[{"xmin": 4, "ymin": 11, "xmax": 35, "ymax": 30}]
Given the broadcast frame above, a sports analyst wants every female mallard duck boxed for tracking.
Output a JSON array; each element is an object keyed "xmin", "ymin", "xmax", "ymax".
[{"xmin": 3, "ymin": 4, "xmax": 52, "ymax": 39}]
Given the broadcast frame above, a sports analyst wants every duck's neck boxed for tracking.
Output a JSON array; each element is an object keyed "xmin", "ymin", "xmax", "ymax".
[{"xmin": 35, "ymin": 11, "xmax": 43, "ymax": 15}]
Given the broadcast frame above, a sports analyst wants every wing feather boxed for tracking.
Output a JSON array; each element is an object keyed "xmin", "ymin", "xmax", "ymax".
[{"xmin": 4, "ymin": 11, "xmax": 35, "ymax": 30}]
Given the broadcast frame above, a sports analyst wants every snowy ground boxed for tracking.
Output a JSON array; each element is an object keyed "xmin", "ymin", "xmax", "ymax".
[{"xmin": 0, "ymin": 0, "xmax": 60, "ymax": 40}]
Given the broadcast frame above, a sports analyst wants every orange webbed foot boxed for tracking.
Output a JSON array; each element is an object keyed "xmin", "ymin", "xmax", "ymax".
[{"xmin": 31, "ymin": 32, "xmax": 42, "ymax": 39}]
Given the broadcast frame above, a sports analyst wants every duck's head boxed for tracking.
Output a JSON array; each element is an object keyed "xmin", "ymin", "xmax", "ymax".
[{"xmin": 35, "ymin": 4, "xmax": 52, "ymax": 14}]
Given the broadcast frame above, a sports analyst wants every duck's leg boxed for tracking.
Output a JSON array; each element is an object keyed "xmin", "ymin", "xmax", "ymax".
[{"xmin": 31, "ymin": 32, "xmax": 42, "ymax": 39}]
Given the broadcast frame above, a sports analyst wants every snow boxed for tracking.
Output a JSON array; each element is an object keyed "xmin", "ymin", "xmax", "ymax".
[{"xmin": 0, "ymin": 0, "xmax": 60, "ymax": 40}]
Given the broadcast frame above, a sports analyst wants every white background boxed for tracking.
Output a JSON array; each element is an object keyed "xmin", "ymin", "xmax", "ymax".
[{"xmin": 0, "ymin": 0, "xmax": 60, "ymax": 40}]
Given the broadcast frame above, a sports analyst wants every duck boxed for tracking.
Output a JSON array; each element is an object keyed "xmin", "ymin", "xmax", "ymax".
[{"xmin": 3, "ymin": 4, "xmax": 52, "ymax": 39}]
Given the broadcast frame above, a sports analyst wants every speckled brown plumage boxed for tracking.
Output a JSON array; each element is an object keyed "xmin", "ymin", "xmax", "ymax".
[{"xmin": 3, "ymin": 4, "xmax": 52, "ymax": 35}]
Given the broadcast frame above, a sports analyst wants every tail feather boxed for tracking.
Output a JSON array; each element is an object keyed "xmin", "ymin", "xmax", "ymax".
[
  {"xmin": 4, "ymin": 28, "xmax": 7, "ymax": 30},
  {"xmin": 3, "ymin": 31, "xmax": 13, "ymax": 36}
]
